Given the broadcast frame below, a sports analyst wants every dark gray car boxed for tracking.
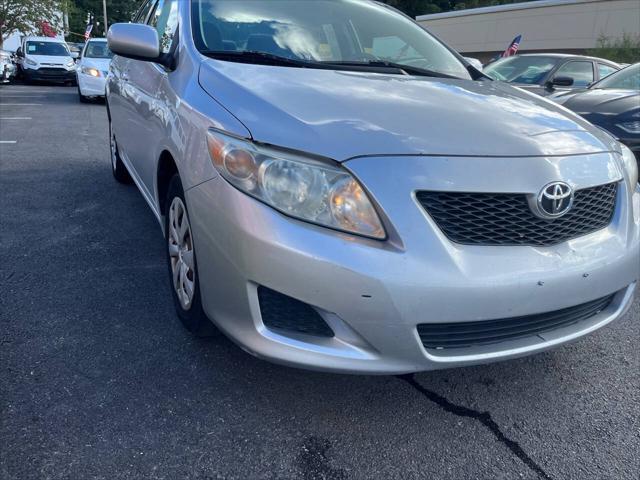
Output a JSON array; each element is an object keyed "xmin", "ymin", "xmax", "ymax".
[{"xmin": 484, "ymin": 53, "xmax": 620, "ymax": 97}]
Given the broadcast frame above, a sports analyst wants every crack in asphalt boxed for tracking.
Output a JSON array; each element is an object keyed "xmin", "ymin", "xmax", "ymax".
[{"xmin": 398, "ymin": 374, "xmax": 553, "ymax": 480}]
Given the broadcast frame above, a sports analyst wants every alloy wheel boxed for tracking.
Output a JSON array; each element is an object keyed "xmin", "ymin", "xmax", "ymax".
[{"xmin": 168, "ymin": 197, "xmax": 196, "ymax": 310}]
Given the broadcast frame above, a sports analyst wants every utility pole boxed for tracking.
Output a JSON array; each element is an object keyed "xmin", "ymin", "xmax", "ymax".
[
  {"xmin": 103, "ymin": 0, "xmax": 108, "ymax": 36},
  {"xmin": 63, "ymin": 0, "xmax": 70, "ymax": 36}
]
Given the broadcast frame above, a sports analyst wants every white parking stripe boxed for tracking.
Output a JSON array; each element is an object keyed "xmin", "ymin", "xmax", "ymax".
[
  {"xmin": 0, "ymin": 140, "xmax": 17, "ymax": 144},
  {"xmin": 0, "ymin": 117, "xmax": 32, "ymax": 120},
  {"xmin": 0, "ymin": 103, "xmax": 43, "ymax": 106}
]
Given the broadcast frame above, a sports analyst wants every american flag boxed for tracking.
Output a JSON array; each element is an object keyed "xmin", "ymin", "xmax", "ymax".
[
  {"xmin": 501, "ymin": 35, "xmax": 522, "ymax": 58},
  {"xmin": 84, "ymin": 23, "xmax": 93, "ymax": 41}
]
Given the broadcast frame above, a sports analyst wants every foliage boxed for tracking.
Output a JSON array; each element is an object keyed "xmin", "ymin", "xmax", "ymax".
[
  {"xmin": 65, "ymin": 0, "xmax": 139, "ymax": 41},
  {"xmin": 586, "ymin": 34, "xmax": 640, "ymax": 65},
  {"xmin": 0, "ymin": 0, "xmax": 61, "ymax": 48},
  {"xmin": 381, "ymin": 0, "xmax": 536, "ymax": 18}
]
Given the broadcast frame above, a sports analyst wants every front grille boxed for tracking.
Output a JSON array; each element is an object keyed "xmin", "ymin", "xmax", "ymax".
[
  {"xmin": 417, "ymin": 293, "xmax": 615, "ymax": 350},
  {"xmin": 416, "ymin": 182, "xmax": 618, "ymax": 246},
  {"xmin": 37, "ymin": 68, "xmax": 67, "ymax": 76},
  {"xmin": 258, "ymin": 286, "xmax": 334, "ymax": 338}
]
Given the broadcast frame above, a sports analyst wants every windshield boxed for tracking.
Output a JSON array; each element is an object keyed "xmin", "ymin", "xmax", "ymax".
[
  {"xmin": 594, "ymin": 64, "xmax": 640, "ymax": 90},
  {"xmin": 191, "ymin": 0, "xmax": 470, "ymax": 79},
  {"xmin": 484, "ymin": 56, "xmax": 559, "ymax": 84},
  {"xmin": 84, "ymin": 41, "xmax": 113, "ymax": 59},
  {"xmin": 26, "ymin": 41, "xmax": 69, "ymax": 57}
]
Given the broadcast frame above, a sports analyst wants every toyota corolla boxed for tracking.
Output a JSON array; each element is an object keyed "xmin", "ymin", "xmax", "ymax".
[{"xmin": 105, "ymin": 0, "xmax": 640, "ymax": 374}]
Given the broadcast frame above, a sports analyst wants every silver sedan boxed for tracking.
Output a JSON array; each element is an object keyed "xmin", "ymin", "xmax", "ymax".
[{"xmin": 106, "ymin": 0, "xmax": 640, "ymax": 374}]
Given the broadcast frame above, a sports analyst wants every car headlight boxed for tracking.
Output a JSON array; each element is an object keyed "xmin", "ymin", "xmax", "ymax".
[
  {"xmin": 25, "ymin": 58, "xmax": 37, "ymax": 67},
  {"xmin": 206, "ymin": 129, "xmax": 386, "ymax": 239},
  {"xmin": 67, "ymin": 59, "xmax": 76, "ymax": 68},
  {"xmin": 620, "ymin": 144, "xmax": 638, "ymax": 186},
  {"xmin": 80, "ymin": 66, "xmax": 100, "ymax": 77}
]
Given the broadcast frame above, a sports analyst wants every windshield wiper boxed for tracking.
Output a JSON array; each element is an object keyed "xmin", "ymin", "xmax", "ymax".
[
  {"xmin": 321, "ymin": 60, "xmax": 462, "ymax": 79},
  {"xmin": 200, "ymin": 50, "xmax": 328, "ymax": 69},
  {"xmin": 201, "ymin": 51, "xmax": 463, "ymax": 79}
]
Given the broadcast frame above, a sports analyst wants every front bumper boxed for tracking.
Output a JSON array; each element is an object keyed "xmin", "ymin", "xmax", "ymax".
[
  {"xmin": 77, "ymin": 72, "xmax": 107, "ymax": 97},
  {"xmin": 186, "ymin": 153, "xmax": 640, "ymax": 374},
  {"xmin": 23, "ymin": 67, "xmax": 75, "ymax": 83}
]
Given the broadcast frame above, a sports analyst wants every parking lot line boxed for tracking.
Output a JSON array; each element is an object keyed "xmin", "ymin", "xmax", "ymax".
[
  {"xmin": 1, "ymin": 90, "xmax": 74, "ymax": 94},
  {"xmin": 0, "ymin": 140, "xmax": 17, "ymax": 144},
  {"xmin": 1, "ymin": 91, "xmax": 63, "ymax": 93},
  {"xmin": 0, "ymin": 117, "xmax": 32, "ymax": 120},
  {"xmin": 0, "ymin": 103, "xmax": 43, "ymax": 106}
]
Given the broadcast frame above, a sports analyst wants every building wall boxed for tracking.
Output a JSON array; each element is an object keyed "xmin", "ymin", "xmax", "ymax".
[{"xmin": 417, "ymin": 0, "xmax": 640, "ymax": 62}]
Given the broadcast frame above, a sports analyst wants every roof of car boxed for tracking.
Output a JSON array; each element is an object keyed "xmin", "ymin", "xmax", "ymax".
[
  {"xmin": 24, "ymin": 36, "xmax": 66, "ymax": 43},
  {"xmin": 87, "ymin": 38, "xmax": 107, "ymax": 42}
]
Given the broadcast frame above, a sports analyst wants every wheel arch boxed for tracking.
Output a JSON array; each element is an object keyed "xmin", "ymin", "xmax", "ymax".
[{"xmin": 157, "ymin": 150, "xmax": 180, "ymax": 216}]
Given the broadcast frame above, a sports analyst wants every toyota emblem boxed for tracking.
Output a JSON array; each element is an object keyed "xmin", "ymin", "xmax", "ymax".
[{"xmin": 536, "ymin": 182, "xmax": 574, "ymax": 218}]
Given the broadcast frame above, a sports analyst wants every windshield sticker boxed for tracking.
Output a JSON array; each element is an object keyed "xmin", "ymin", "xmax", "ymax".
[{"xmin": 28, "ymin": 45, "xmax": 36, "ymax": 52}]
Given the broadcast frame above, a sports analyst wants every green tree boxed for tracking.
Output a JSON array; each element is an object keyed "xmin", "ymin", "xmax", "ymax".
[
  {"xmin": 0, "ymin": 0, "xmax": 61, "ymax": 48},
  {"xmin": 587, "ymin": 34, "xmax": 640, "ymax": 64},
  {"xmin": 381, "ymin": 0, "xmax": 537, "ymax": 18},
  {"xmin": 65, "ymin": 0, "xmax": 139, "ymax": 41}
]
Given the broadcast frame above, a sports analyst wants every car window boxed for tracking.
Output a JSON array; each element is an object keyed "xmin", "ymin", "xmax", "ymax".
[
  {"xmin": 191, "ymin": 0, "xmax": 471, "ymax": 79},
  {"xmin": 134, "ymin": 0, "xmax": 157, "ymax": 24},
  {"xmin": 597, "ymin": 63, "xmax": 617, "ymax": 80},
  {"xmin": 25, "ymin": 41, "xmax": 70, "ymax": 56},
  {"xmin": 149, "ymin": 0, "xmax": 179, "ymax": 54},
  {"xmin": 594, "ymin": 64, "xmax": 640, "ymax": 90},
  {"xmin": 371, "ymin": 36, "xmax": 421, "ymax": 64},
  {"xmin": 554, "ymin": 61, "xmax": 594, "ymax": 87},
  {"xmin": 484, "ymin": 56, "xmax": 558, "ymax": 84},
  {"xmin": 84, "ymin": 41, "xmax": 113, "ymax": 59}
]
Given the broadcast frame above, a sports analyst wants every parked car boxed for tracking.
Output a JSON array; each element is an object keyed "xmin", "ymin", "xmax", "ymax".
[
  {"xmin": 484, "ymin": 53, "xmax": 621, "ymax": 96},
  {"xmin": 0, "ymin": 49, "xmax": 16, "ymax": 83},
  {"xmin": 106, "ymin": 0, "xmax": 639, "ymax": 374},
  {"xmin": 552, "ymin": 63, "xmax": 640, "ymax": 166},
  {"xmin": 68, "ymin": 42, "xmax": 85, "ymax": 58},
  {"xmin": 76, "ymin": 38, "xmax": 113, "ymax": 102},
  {"xmin": 15, "ymin": 36, "xmax": 77, "ymax": 85}
]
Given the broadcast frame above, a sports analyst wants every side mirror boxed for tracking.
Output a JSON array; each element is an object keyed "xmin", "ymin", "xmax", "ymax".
[
  {"xmin": 71, "ymin": 51, "xmax": 79, "ymax": 59},
  {"xmin": 464, "ymin": 57, "xmax": 483, "ymax": 72},
  {"xmin": 550, "ymin": 76, "xmax": 574, "ymax": 88},
  {"xmin": 16, "ymin": 47, "xmax": 23, "ymax": 57},
  {"xmin": 108, "ymin": 23, "xmax": 160, "ymax": 61}
]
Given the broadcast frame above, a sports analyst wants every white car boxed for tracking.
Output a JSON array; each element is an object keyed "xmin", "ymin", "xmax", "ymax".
[
  {"xmin": 77, "ymin": 39, "xmax": 113, "ymax": 102},
  {"xmin": 0, "ymin": 50, "xmax": 16, "ymax": 83},
  {"xmin": 16, "ymin": 36, "xmax": 77, "ymax": 84}
]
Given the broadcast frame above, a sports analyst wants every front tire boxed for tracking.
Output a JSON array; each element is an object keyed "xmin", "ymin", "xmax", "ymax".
[
  {"xmin": 108, "ymin": 119, "xmax": 132, "ymax": 184},
  {"xmin": 165, "ymin": 175, "xmax": 218, "ymax": 337},
  {"xmin": 78, "ymin": 86, "xmax": 89, "ymax": 103}
]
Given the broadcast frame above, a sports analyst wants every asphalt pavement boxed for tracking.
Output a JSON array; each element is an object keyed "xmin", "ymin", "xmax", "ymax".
[{"xmin": 1, "ymin": 83, "xmax": 639, "ymax": 480}]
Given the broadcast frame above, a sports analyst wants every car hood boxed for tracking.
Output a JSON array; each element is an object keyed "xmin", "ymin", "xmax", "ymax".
[
  {"xmin": 199, "ymin": 60, "xmax": 617, "ymax": 161},
  {"xmin": 27, "ymin": 54, "xmax": 72, "ymax": 66},
  {"xmin": 561, "ymin": 89, "xmax": 640, "ymax": 115}
]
